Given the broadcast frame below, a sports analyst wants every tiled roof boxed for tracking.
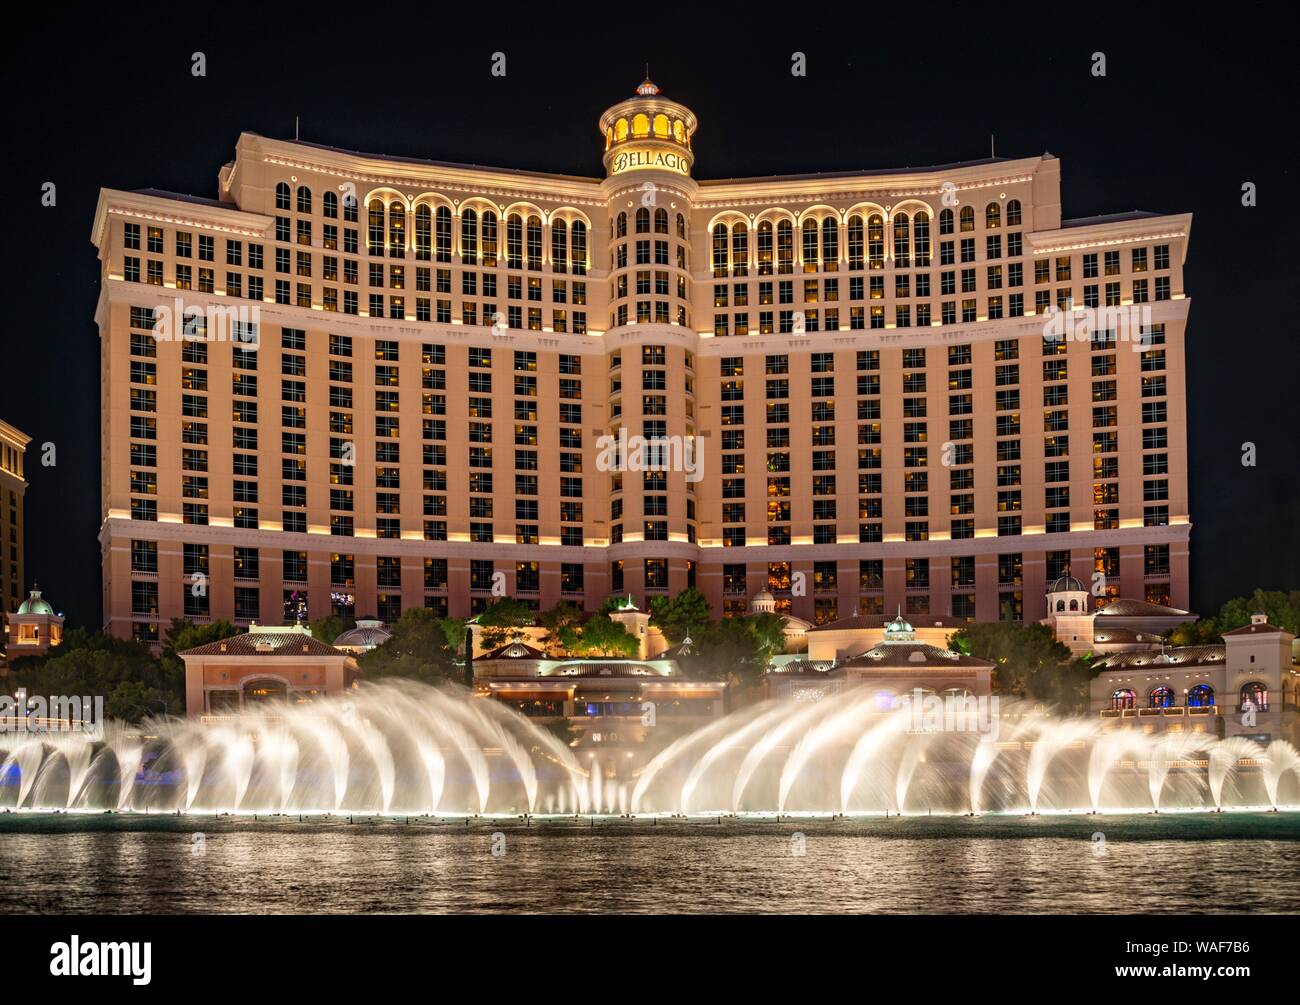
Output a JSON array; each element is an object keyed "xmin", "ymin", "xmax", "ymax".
[
  {"xmin": 479, "ymin": 642, "xmax": 547, "ymax": 660},
  {"xmin": 839, "ymin": 643, "xmax": 995, "ymax": 670},
  {"xmin": 181, "ymin": 631, "xmax": 344, "ymax": 658},
  {"xmin": 1092, "ymin": 644, "xmax": 1226, "ymax": 670},
  {"xmin": 1221, "ymin": 621, "xmax": 1291, "ymax": 637},
  {"xmin": 1095, "ymin": 598, "xmax": 1191, "ymax": 618}
]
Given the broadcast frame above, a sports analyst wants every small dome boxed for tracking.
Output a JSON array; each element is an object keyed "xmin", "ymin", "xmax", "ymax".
[
  {"xmin": 635, "ymin": 77, "xmax": 661, "ymax": 96},
  {"xmin": 754, "ymin": 590, "xmax": 774, "ymax": 602},
  {"xmin": 1047, "ymin": 574, "xmax": 1086, "ymax": 594},
  {"xmin": 17, "ymin": 588, "xmax": 55, "ymax": 616},
  {"xmin": 332, "ymin": 621, "xmax": 392, "ymax": 649}
]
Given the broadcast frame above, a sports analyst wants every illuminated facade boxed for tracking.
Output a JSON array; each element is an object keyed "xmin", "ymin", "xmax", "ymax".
[
  {"xmin": 0, "ymin": 419, "xmax": 29, "ymax": 619},
  {"xmin": 91, "ymin": 79, "xmax": 1192, "ymax": 648}
]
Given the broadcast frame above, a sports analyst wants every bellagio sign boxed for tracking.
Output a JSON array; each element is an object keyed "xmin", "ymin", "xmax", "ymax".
[{"xmin": 611, "ymin": 147, "xmax": 690, "ymax": 177}]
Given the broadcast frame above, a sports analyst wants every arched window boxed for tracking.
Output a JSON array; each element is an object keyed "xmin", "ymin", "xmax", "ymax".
[
  {"xmin": 632, "ymin": 113, "xmax": 649, "ymax": 138},
  {"xmin": 1188, "ymin": 684, "xmax": 1215, "ymax": 708},
  {"xmin": 757, "ymin": 221, "xmax": 774, "ymax": 276},
  {"xmin": 616, "ymin": 211, "xmax": 627, "ymax": 238},
  {"xmin": 297, "ymin": 186, "xmax": 312, "ymax": 214},
  {"xmin": 1006, "ymin": 199, "xmax": 1022, "ymax": 226},
  {"xmin": 821, "ymin": 217, "xmax": 838, "ymax": 271},
  {"xmin": 959, "ymin": 205, "xmax": 975, "ymax": 232},
  {"xmin": 615, "ymin": 118, "xmax": 628, "ymax": 142},
  {"xmin": 939, "ymin": 208, "xmax": 954, "ymax": 235},
  {"xmin": 414, "ymin": 205, "xmax": 432, "ymax": 261},
  {"xmin": 776, "ymin": 220, "xmax": 794, "ymax": 274},
  {"xmin": 635, "ymin": 207, "xmax": 650, "ymax": 234},
  {"xmin": 867, "ymin": 214, "xmax": 884, "ymax": 269},
  {"xmin": 673, "ymin": 120, "xmax": 685, "ymax": 144},
  {"xmin": 913, "ymin": 212, "xmax": 931, "ymax": 266},
  {"xmin": 571, "ymin": 220, "xmax": 586, "ymax": 276},
  {"xmin": 1240, "ymin": 681, "xmax": 1269, "ymax": 711},
  {"xmin": 985, "ymin": 202, "xmax": 1001, "ymax": 229},
  {"xmin": 244, "ymin": 677, "xmax": 287, "ymax": 706},
  {"xmin": 712, "ymin": 224, "xmax": 728, "ymax": 278},
  {"xmin": 1055, "ymin": 600, "xmax": 1065, "ymax": 612},
  {"xmin": 367, "ymin": 199, "xmax": 385, "ymax": 255},
  {"xmin": 847, "ymin": 216, "xmax": 864, "ymax": 270},
  {"xmin": 388, "ymin": 202, "xmax": 405, "ymax": 256},
  {"xmin": 1149, "ymin": 686, "xmax": 1175, "ymax": 708},
  {"xmin": 653, "ymin": 113, "xmax": 670, "ymax": 139},
  {"xmin": 801, "ymin": 219, "xmax": 818, "ymax": 272},
  {"xmin": 676, "ymin": 213, "xmax": 686, "ymax": 239},
  {"xmin": 382, "ymin": 201, "xmax": 403, "ymax": 257},
  {"xmin": 1111, "ymin": 688, "xmax": 1137, "ymax": 710},
  {"xmin": 1069, "ymin": 599, "xmax": 1079, "ymax": 611},
  {"xmin": 551, "ymin": 218, "xmax": 567, "ymax": 273},
  {"xmin": 506, "ymin": 214, "xmax": 523, "ymax": 268},
  {"xmin": 322, "ymin": 191, "xmax": 338, "ymax": 219},
  {"xmin": 893, "ymin": 213, "xmax": 910, "ymax": 267},
  {"xmin": 461, "ymin": 208, "xmax": 478, "ymax": 264},
  {"xmin": 434, "ymin": 206, "xmax": 452, "ymax": 263},
  {"xmin": 482, "ymin": 211, "xmax": 498, "ymax": 267},
  {"xmin": 275, "ymin": 182, "xmax": 291, "ymax": 210},
  {"xmin": 731, "ymin": 222, "xmax": 748, "ymax": 277},
  {"xmin": 654, "ymin": 208, "xmax": 668, "ymax": 234},
  {"xmin": 526, "ymin": 216, "xmax": 542, "ymax": 270}
]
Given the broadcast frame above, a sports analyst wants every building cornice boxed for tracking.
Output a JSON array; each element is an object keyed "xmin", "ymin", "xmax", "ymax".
[{"xmin": 91, "ymin": 188, "xmax": 274, "ymax": 251}]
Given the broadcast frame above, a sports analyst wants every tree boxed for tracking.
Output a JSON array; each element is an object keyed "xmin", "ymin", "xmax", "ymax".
[
  {"xmin": 475, "ymin": 598, "xmax": 535, "ymax": 649},
  {"xmin": 163, "ymin": 617, "xmax": 240, "ymax": 660},
  {"xmin": 950, "ymin": 621, "xmax": 1087, "ymax": 709},
  {"xmin": 12, "ymin": 630, "xmax": 182, "ymax": 723},
  {"xmin": 568, "ymin": 614, "xmax": 638, "ymax": 657},
  {"xmin": 537, "ymin": 601, "xmax": 586, "ymax": 653},
  {"xmin": 749, "ymin": 612, "xmax": 788, "ymax": 661},
  {"xmin": 1167, "ymin": 589, "xmax": 1300, "ymax": 646},
  {"xmin": 356, "ymin": 608, "xmax": 455, "ymax": 684},
  {"xmin": 438, "ymin": 617, "xmax": 468, "ymax": 657},
  {"xmin": 307, "ymin": 615, "xmax": 351, "ymax": 648},
  {"xmin": 649, "ymin": 588, "xmax": 712, "ymax": 645}
]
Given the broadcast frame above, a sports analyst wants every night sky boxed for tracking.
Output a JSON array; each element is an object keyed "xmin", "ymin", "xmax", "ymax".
[{"xmin": 3, "ymin": 3, "xmax": 1296, "ymax": 631}]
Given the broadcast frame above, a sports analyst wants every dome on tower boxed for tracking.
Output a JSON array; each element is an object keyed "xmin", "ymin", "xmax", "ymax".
[
  {"xmin": 1047, "ymin": 573, "xmax": 1086, "ymax": 594},
  {"xmin": 17, "ymin": 588, "xmax": 55, "ymax": 616},
  {"xmin": 881, "ymin": 609, "xmax": 917, "ymax": 642},
  {"xmin": 599, "ymin": 78, "xmax": 698, "ymax": 177}
]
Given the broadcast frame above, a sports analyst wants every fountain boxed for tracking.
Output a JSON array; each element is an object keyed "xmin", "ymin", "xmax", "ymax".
[
  {"xmin": 2, "ymin": 684, "xmax": 1297, "ymax": 817},
  {"xmin": 0, "ymin": 681, "xmax": 589, "ymax": 816}
]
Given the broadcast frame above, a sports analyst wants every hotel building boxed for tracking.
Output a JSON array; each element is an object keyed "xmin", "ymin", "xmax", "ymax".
[
  {"xmin": 91, "ymin": 78, "xmax": 1192, "ymax": 648},
  {"xmin": 0, "ymin": 419, "xmax": 30, "ymax": 618}
]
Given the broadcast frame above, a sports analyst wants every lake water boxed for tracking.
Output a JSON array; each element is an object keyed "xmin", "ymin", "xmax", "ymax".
[{"xmin": 2, "ymin": 812, "xmax": 1297, "ymax": 914}]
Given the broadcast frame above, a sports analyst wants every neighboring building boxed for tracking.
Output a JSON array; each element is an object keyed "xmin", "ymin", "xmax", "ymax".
[
  {"xmin": 179, "ymin": 623, "xmax": 357, "ymax": 719},
  {"xmin": 473, "ymin": 639, "xmax": 726, "ymax": 771},
  {"xmin": 1091, "ymin": 613, "xmax": 1300, "ymax": 745},
  {"xmin": 92, "ymin": 78, "xmax": 1192, "ymax": 649},
  {"xmin": 331, "ymin": 616, "xmax": 392, "ymax": 654},
  {"xmin": 0, "ymin": 420, "xmax": 30, "ymax": 618},
  {"xmin": 805, "ymin": 608, "xmax": 966, "ymax": 662},
  {"xmin": 3, "ymin": 587, "xmax": 65, "ymax": 660},
  {"xmin": 1040, "ymin": 572, "xmax": 1195, "ymax": 656},
  {"xmin": 764, "ymin": 612, "xmax": 994, "ymax": 702}
]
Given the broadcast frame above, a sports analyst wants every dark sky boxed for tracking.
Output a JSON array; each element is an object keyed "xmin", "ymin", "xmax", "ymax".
[{"xmin": 3, "ymin": 2, "xmax": 1296, "ymax": 630}]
